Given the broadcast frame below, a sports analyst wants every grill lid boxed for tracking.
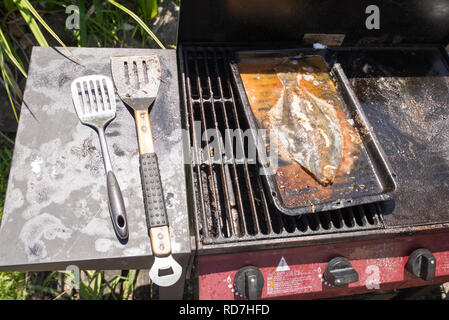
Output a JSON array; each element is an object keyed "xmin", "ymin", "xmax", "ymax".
[{"xmin": 178, "ymin": 0, "xmax": 449, "ymax": 46}]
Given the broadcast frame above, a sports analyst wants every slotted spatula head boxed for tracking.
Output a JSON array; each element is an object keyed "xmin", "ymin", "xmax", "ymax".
[
  {"xmin": 110, "ymin": 55, "xmax": 161, "ymax": 110},
  {"xmin": 71, "ymin": 75, "xmax": 116, "ymax": 127}
]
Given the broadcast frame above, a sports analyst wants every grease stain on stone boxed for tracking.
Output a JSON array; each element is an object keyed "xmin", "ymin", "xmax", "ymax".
[
  {"xmin": 106, "ymin": 131, "xmax": 120, "ymax": 137},
  {"xmin": 20, "ymin": 213, "xmax": 72, "ymax": 261},
  {"xmin": 165, "ymin": 192, "xmax": 175, "ymax": 208},
  {"xmin": 112, "ymin": 143, "xmax": 125, "ymax": 157},
  {"xmin": 71, "ymin": 138, "xmax": 103, "ymax": 176}
]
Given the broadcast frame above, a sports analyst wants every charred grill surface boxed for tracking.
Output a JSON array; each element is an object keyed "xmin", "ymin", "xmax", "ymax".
[{"xmin": 180, "ymin": 46, "xmax": 385, "ymax": 247}]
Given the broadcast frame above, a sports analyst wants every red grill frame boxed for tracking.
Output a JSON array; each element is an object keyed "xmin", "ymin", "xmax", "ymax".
[{"xmin": 198, "ymin": 231, "xmax": 449, "ymax": 299}]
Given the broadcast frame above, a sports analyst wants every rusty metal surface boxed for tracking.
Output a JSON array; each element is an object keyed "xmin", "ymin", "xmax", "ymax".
[
  {"xmin": 0, "ymin": 47, "xmax": 191, "ymax": 271},
  {"xmin": 335, "ymin": 47, "xmax": 449, "ymax": 227}
]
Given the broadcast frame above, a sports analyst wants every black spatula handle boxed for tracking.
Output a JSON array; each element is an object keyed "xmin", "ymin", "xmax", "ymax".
[
  {"xmin": 106, "ymin": 171, "xmax": 128, "ymax": 240},
  {"xmin": 139, "ymin": 153, "xmax": 168, "ymax": 228}
]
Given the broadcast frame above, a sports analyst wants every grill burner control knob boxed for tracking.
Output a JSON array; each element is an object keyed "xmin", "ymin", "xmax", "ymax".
[
  {"xmin": 233, "ymin": 266, "xmax": 264, "ymax": 300},
  {"xmin": 324, "ymin": 257, "xmax": 359, "ymax": 287},
  {"xmin": 406, "ymin": 249, "xmax": 436, "ymax": 281}
]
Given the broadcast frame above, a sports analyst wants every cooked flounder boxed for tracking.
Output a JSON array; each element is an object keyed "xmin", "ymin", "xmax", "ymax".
[{"xmin": 271, "ymin": 63, "xmax": 343, "ymax": 185}]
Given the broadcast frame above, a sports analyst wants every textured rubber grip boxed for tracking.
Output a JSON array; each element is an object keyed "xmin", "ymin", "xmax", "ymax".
[{"xmin": 140, "ymin": 153, "xmax": 168, "ymax": 228}]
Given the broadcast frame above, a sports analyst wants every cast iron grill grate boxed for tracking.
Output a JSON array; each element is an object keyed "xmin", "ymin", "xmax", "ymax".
[{"xmin": 181, "ymin": 46, "xmax": 385, "ymax": 245}]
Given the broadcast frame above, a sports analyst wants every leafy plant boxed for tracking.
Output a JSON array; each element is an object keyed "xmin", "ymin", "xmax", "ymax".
[
  {"xmin": 76, "ymin": 0, "xmax": 87, "ymax": 47},
  {"xmin": 0, "ymin": 0, "xmax": 75, "ymax": 123},
  {"xmin": 78, "ymin": 270, "xmax": 137, "ymax": 300},
  {"xmin": 108, "ymin": 0, "xmax": 165, "ymax": 49},
  {"xmin": 7, "ymin": 268, "xmax": 139, "ymax": 300},
  {"xmin": 14, "ymin": 0, "xmax": 79, "ymax": 61},
  {"xmin": 0, "ymin": 0, "xmax": 166, "ymax": 123},
  {"xmin": 0, "ymin": 24, "xmax": 26, "ymax": 77},
  {"xmin": 0, "ymin": 51, "xmax": 19, "ymax": 122},
  {"xmin": 138, "ymin": 0, "xmax": 158, "ymax": 21},
  {"xmin": 0, "ymin": 271, "xmax": 27, "ymax": 300},
  {"xmin": 0, "ymin": 26, "xmax": 25, "ymax": 122},
  {"xmin": 13, "ymin": 0, "xmax": 48, "ymax": 46}
]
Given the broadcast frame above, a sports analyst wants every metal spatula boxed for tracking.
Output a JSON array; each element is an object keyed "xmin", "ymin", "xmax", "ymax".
[
  {"xmin": 110, "ymin": 55, "xmax": 182, "ymax": 287},
  {"xmin": 71, "ymin": 75, "xmax": 128, "ymax": 241}
]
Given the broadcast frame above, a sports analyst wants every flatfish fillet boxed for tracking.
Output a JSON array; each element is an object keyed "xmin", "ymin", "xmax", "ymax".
[{"xmin": 271, "ymin": 63, "xmax": 343, "ymax": 185}]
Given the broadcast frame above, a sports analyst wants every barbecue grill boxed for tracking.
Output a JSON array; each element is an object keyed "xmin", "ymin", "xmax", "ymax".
[
  {"xmin": 177, "ymin": 0, "xmax": 449, "ymax": 299},
  {"xmin": 1, "ymin": 0, "xmax": 449, "ymax": 301}
]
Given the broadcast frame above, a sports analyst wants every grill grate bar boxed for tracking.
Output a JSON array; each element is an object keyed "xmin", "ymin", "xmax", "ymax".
[
  {"xmin": 210, "ymin": 49, "xmax": 249, "ymax": 237},
  {"xmin": 221, "ymin": 49, "xmax": 263, "ymax": 235},
  {"xmin": 209, "ymin": 48, "xmax": 246, "ymax": 237},
  {"xmin": 201, "ymin": 48, "xmax": 240, "ymax": 237},
  {"xmin": 184, "ymin": 54, "xmax": 210, "ymax": 239},
  {"xmin": 192, "ymin": 50, "xmax": 226, "ymax": 238},
  {"xmin": 181, "ymin": 46, "xmax": 385, "ymax": 246}
]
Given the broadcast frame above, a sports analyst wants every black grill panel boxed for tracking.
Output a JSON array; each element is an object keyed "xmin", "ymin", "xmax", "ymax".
[{"xmin": 182, "ymin": 46, "xmax": 385, "ymax": 245}]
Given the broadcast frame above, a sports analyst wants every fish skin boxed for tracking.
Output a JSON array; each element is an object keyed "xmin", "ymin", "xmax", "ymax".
[{"xmin": 272, "ymin": 64, "xmax": 343, "ymax": 185}]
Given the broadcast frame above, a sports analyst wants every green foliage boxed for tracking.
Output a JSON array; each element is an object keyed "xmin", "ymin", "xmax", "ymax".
[
  {"xmin": 77, "ymin": 0, "xmax": 87, "ymax": 47},
  {"xmin": 0, "ymin": 51, "xmax": 19, "ymax": 122},
  {"xmin": 3, "ymin": 0, "xmax": 15, "ymax": 14},
  {"xmin": 78, "ymin": 270, "xmax": 137, "ymax": 300},
  {"xmin": 138, "ymin": 0, "xmax": 159, "ymax": 21},
  {"xmin": 0, "ymin": 272, "xmax": 27, "ymax": 300},
  {"xmin": 121, "ymin": 269, "xmax": 137, "ymax": 299},
  {"xmin": 26, "ymin": 270, "xmax": 73, "ymax": 299},
  {"xmin": 0, "ymin": 27, "xmax": 26, "ymax": 78},
  {"xmin": 15, "ymin": 0, "xmax": 79, "ymax": 62},
  {"xmin": 108, "ymin": 0, "xmax": 165, "ymax": 49},
  {"xmin": 0, "ymin": 26, "xmax": 25, "ymax": 122},
  {"xmin": 13, "ymin": 0, "xmax": 48, "ymax": 46}
]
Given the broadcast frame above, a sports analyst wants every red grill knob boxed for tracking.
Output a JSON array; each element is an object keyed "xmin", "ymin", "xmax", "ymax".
[{"xmin": 406, "ymin": 249, "xmax": 436, "ymax": 281}]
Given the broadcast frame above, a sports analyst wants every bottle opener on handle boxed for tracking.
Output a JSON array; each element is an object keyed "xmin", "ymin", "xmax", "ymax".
[
  {"xmin": 139, "ymin": 151, "xmax": 182, "ymax": 287},
  {"xmin": 149, "ymin": 255, "xmax": 183, "ymax": 287},
  {"xmin": 110, "ymin": 55, "xmax": 182, "ymax": 286}
]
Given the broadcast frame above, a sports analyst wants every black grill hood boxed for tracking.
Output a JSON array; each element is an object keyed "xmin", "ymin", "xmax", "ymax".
[{"xmin": 178, "ymin": 0, "xmax": 449, "ymax": 46}]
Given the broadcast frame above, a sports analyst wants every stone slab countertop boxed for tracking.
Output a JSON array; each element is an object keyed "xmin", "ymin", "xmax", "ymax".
[{"xmin": 0, "ymin": 47, "xmax": 191, "ymax": 271}]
